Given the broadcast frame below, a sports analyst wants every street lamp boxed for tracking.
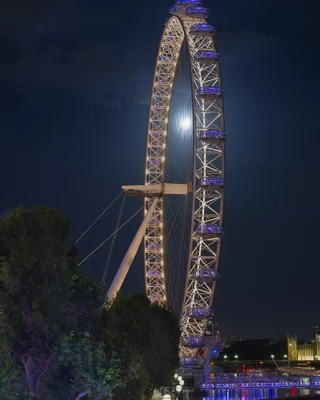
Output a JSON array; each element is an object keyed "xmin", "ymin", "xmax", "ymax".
[
  {"xmin": 180, "ymin": 380, "xmax": 184, "ymax": 386},
  {"xmin": 174, "ymin": 373, "xmax": 178, "ymax": 379},
  {"xmin": 177, "ymin": 376, "xmax": 182, "ymax": 382},
  {"xmin": 270, "ymin": 354, "xmax": 278, "ymax": 368},
  {"xmin": 224, "ymin": 355, "xmax": 228, "ymax": 360},
  {"xmin": 315, "ymin": 355, "xmax": 318, "ymax": 361},
  {"xmin": 163, "ymin": 395, "xmax": 171, "ymax": 400},
  {"xmin": 284, "ymin": 355, "xmax": 288, "ymax": 360},
  {"xmin": 234, "ymin": 355, "xmax": 239, "ymax": 360},
  {"xmin": 176, "ymin": 385, "xmax": 182, "ymax": 394}
]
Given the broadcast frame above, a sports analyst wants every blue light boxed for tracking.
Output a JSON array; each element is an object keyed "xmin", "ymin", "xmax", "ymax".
[
  {"xmin": 197, "ymin": 87, "xmax": 225, "ymax": 97},
  {"xmin": 180, "ymin": 356, "xmax": 200, "ymax": 366},
  {"xmin": 151, "ymin": 132, "xmax": 164, "ymax": 138},
  {"xmin": 148, "ymin": 159, "xmax": 162, "ymax": 166},
  {"xmin": 191, "ymin": 269, "xmax": 220, "ymax": 280},
  {"xmin": 196, "ymin": 51, "xmax": 220, "ymax": 62},
  {"xmin": 147, "ymin": 270, "xmax": 162, "ymax": 277},
  {"xmin": 186, "ymin": 6, "xmax": 209, "ymax": 15},
  {"xmin": 199, "ymin": 130, "xmax": 226, "ymax": 140},
  {"xmin": 190, "ymin": 24, "xmax": 216, "ymax": 34},
  {"xmin": 200, "ymin": 177, "xmax": 225, "ymax": 187},
  {"xmin": 176, "ymin": 0, "xmax": 203, "ymax": 5},
  {"xmin": 187, "ymin": 307, "xmax": 212, "ymax": 318},
  {"xmin": 195, "ymin": 225, "xmax": 224, "ymax": 235},
  {"xmin": 201, "ymin": 373, "xmax": 320, "ymax": 390},
  {"xmin": 146, "ymin": 244, "xmax": 161, "ymax": 251},
  {"xmin": 182, "ymin": 336, "xmax": 206, "ymax": 347}
]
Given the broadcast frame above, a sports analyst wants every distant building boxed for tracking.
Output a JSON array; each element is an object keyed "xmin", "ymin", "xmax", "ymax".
[
  {"xmin": 286, "ymin": 327, "xmax": 320, "ymax": 361},
  {"xmin": 225, "ymin": 336, "xmax": 238, "ymax": 348},
  {"xmin": 205, "ymin": 317, "xmax": 214, "ymax": 336}
]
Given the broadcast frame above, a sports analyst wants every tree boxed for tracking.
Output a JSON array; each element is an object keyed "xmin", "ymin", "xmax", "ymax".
[
  {"xmin": 58, "ymin": 331, "xmax": 123, "ymax": 399},
  {"xmin": 101, "ymin": 293, "xmax": 181, "ymax": 400},
  {"xmin": 0, "ymin": 338, "xmax": 26, "ymax": 399},
  {"xmin": 0, "ymin": 206, "xmax": 121, "ymax": 399}
]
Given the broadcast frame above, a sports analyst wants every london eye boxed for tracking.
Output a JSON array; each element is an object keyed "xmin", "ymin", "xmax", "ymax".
[
  {"xmin": 96, "ymin": 0, "xmax": 226, "ymax": 371},
  {"xmin": 142, "ymin": 0, "xmax": 226, "ymax": 365}
]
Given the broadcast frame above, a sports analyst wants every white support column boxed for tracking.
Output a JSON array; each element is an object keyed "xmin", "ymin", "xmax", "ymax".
[{"xmin": 107, "ymin": 197, "xmax": 160, "ymax": 299}]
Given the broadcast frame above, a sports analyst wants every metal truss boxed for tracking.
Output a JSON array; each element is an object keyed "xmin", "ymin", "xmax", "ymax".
[
  {"xmin": 202, "ymin": 373, "xmax": 320, "ymax": 390},
  {"xmin": 144, "ymin": 1, "xmax": 225, "ymax": 359}
]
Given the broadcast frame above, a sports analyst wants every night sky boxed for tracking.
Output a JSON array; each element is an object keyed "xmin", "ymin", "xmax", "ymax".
[{"xmin": 1, "ymin": 0, "xmax": 319, "ymax": 340}]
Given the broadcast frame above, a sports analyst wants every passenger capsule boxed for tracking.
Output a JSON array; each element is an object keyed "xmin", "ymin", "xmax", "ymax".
[
  {"xmin": 181, "ymin": 336, "xmax": 206, "ymax": 348},
  {"xmin": 186, "ymin": 6, "xmax": 209, "ymax": 18},
  {"xmin": 187, "ymin": 307, "xmax": 212, "ymax": 319},
  {"xmin": 195, "ymin": 225, "xmax": 224, "ymax": 237},
  {"xmin": 169, "ymin": 5, "xmax": 184, "ymax": 16},
  {"xmin": 190, "ymin": 269, "xmax": 220, "ymax": 281},
  {"xmin": 180, "ymin": 357, "xmax": 200, "ymax": 366},
  {"xmin": 200, "ymin": 177, "xmax": 225, "ymax": 187},
  {"xmin": 146, "ymin": 270, "xmax": 162, "ymax": 278},
  {"xmin": 197, "ymin": 86, "xmax": 224, "ymax": 99},
  {"xmin": 150, "ymin": 131, "xmax": 165, "ymax": 138},
  {"xmin": 148, "ymin": 159, "xmax": 162, "ymax": 167},
  {"xmin": 199, "ymin": 130, "xmax": 226, "ymax": 141},
  {"xmin": 176, "ymin": 0, "xmax": 203, "ymax": 5},
  {"xmin": 196, "ymin": 50, "xmax": 220, "ymax": 64},
  {"xmin": 190, "ymin": 23, "xmax": 216, "ymax": 36},
  {"xmin": 146, "ymin": 243, "xmax": 161, "ymax": 252}
]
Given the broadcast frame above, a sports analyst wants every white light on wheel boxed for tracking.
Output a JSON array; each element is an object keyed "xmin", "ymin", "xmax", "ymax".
[{"xmin": 180, "ymin": 116, "xmax": 191, "ymax": 130}]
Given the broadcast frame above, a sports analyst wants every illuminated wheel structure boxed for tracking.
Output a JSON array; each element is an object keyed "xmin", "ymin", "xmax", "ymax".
[{"xmin": 144, "ymin": 0, "xmax": 225, "ymax": 366}]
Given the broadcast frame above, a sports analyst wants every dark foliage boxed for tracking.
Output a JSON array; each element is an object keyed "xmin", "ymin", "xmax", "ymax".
[{"xmin": 101, "ymin": 292, "xmax": 181, "ymax": 400}]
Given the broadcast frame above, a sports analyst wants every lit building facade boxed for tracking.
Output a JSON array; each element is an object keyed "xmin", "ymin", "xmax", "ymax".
[{"xmin": 287, "ymin": 327, "xmax": 320, "ymax": 361}]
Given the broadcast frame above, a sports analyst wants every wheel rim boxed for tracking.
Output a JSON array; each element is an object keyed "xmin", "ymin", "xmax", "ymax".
[{"xmin": 144, "ymin": 4, "xmax": 225, "ymax": 359}]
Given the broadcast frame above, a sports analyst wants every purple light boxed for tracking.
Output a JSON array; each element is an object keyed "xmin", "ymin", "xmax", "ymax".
[
  {"xmin": 187, "ymin": 307, "xmax": 212, "ymax": 318},
  {"xmin": 151, "ymin": 132, "xmax": 164, "ymax": 138},
  {"xmin": 186, "ymin": 7, "xmax": 209, "ymax": 15},
  {"xmin": 190, "ymin": 24, "xmax": 216, "ymax": 34},
  {"xmin": 200, "ymin": 177, "xmax": 225, "ymax": 187},
  {"xmin": 182, "ymin": 336, "xmax": 206, "ymax": 347},
  {"xmin": 196, "ymin": 51, "xmax": 220, "ymax": 62},
  {"xmin": 195, "ymin": 225, "xmax": 224, "ymax": 235},
  {"xmin": 176, "ymin": 0, "xmax": 203, "ymax": 5},
  {"xmin": 199, "ymin": 130, "xmax": 226, "ymax": 140},
  {"xmin": 197, "ymin": 87, "xmax": 225, "ymax": 97},
  {"xmin": 191, "ymin": 269, "xmax": 220, "ymax": 280},
  {"xmin": 201, "ymin": 374, "xmax": 320, "ymax": 390}
]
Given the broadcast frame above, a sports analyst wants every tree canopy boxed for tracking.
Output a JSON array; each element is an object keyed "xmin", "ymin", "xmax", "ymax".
[
  {"xmin": 101, "ymin": 292, "xmax": 181, "ymax": 400},
  {"xmin": 0, "ymin": 206, "xmax": 120, "ymax": 399},
  {"xmin": 0, "ymin": 206, "xmax": 181, "ymax": 399}
]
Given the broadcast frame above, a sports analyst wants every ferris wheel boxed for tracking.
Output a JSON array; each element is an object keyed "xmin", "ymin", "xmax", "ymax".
[
  {"xmin": 107, "ymin": 0, "xmax": 225, "ymax": 365},
  {"xmin": 144, "ymin": 0, "xmax": 225, "ymax": 361}
]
